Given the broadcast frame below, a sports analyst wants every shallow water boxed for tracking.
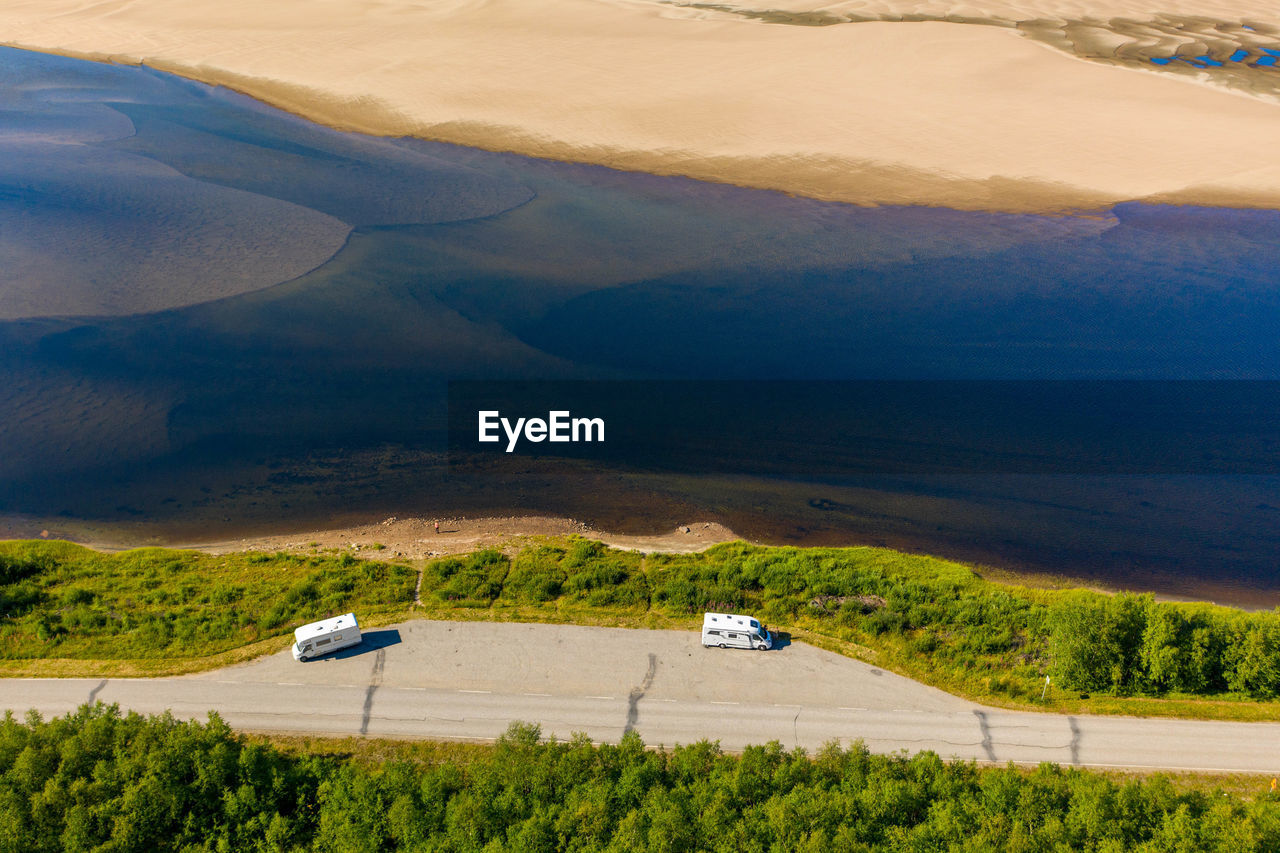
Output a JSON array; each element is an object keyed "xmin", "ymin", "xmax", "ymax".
[{"xmin": 2, "ymin": 48, "xmax": 1279, "ymax": 604}]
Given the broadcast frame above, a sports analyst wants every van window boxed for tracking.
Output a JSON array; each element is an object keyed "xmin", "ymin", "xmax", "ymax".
[
  {"xmin": 728, "ymin": 633, "xmax": 738, "ymax": 639},
  {"xmin": 333, "ymin": 634, "xmax": 342, "ymax": 641},
  {"xmin": 316, "ymin": 638, "xmax": 331, "ymax": 646},
  {"xmin": 302, "ymin": 644, "xmax": 312, "ymax": 652}
]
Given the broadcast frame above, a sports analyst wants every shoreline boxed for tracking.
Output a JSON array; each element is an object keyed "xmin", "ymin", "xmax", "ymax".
[
  {"xmin": 4, "ymin": 0, "xmax": 1280, "ymax": 214},
  {"xmin": 187, "ymin": 515, "xmax": 741, "ymax": 559},
  {"xmin": 0, "ymin": 43, "xmax": 1108, "ymax": 215},
  {"xmin": 5, "ymin": 511, "xmax": 1272, "ymax": 612},
  {"xmin": 10, "ymin": 43, "xmax": 1280, "ymax": 216}
]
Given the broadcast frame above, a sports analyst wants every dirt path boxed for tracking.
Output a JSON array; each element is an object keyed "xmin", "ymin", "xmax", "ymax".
[{"xmin": 190, "ymin": 515, "xmax": 740, "ymax": 560}]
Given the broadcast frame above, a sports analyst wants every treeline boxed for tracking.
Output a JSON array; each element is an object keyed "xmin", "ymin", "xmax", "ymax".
[
  {"xmin": 1051, "ymin": 592, "xmax": 1280, "ymax": 698},
  {"xmin": 0, "ymin": 542, "xmax": 415, "ymax": 660},
  {"xmin": 2, "ymin": 704, "xmax": 1277, "ymax": 853}
]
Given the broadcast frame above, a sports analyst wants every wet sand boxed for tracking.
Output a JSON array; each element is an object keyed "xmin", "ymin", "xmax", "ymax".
[
  {"xmin": 191, "ymin": 515, "xmax": 739, "ymax": 559},
  {"xmin": 2, "ymin": 0, "xmax": 1280, "ymax": 211}
]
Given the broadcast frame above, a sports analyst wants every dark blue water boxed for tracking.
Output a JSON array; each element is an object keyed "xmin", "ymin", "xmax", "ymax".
[
  {"xmin": 1152, "ymin": 50, "xmax": 1280, "ymax": 70},
  {"xmin": 2, "ymin": 47, "xmax": 1279, "ymax": 604}
]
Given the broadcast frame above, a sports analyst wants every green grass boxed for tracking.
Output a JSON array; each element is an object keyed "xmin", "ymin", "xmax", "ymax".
[
  {"xmin": 4, "ymin": 537, "xmax": 1280, "ymax": 722},
  {"xmin": 0, "ymin": 540, "xmax": 415, "ymax": 663}
]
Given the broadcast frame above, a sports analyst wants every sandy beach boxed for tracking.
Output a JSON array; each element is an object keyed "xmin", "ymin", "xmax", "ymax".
[
  {"xmin": 191, "ymin": 516, "xmax": 740, "ymax": 559},
  {"xmin": 2, "ymin": 511, "xmax": 740, "ymax": 558},
  {"xmin": 1, "ymin": 0, "xmax": 1279, "ymax": 211}
]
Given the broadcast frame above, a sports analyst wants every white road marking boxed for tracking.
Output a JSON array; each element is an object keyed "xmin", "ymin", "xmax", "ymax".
[
  {"xmin": 458, "ymin": 689, "xmax": 491, "ymax": 694},
  {"xmin": 523, "ymin": 692, "xmax": 551, "ymax": 697},
  {"xmin": 585, "ymin": 695, "xmax": 614, "ymax": 700},
  {"xmin": 840, "ymin": 707, "xmax": 868, "ymax": 711},
  {"xmin": 711, "ymin": 701, "xmax": 739, "ymax": 705}
]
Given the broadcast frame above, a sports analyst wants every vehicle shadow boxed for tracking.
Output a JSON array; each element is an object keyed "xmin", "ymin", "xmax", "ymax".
[
  {"xmin": 323, "ymin": 628, "xmax": 402, "ymax": 660},
  {"xmin": 770, "ymin": 631, "xmax": 793, "ymax": 650}
]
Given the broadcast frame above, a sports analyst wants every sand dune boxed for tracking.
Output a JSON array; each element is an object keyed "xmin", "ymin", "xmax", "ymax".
[{"xmin": 1, "ymin": 0, "xmax": 1279, "ymax": 210}]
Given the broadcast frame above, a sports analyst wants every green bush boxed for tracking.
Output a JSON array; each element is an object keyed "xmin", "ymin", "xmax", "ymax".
[
  {"xmin": 1225, "ymin": 617, "xmax": 1280, "ymax": 698},
  {"xmin": 561, "ymin": 540, "xmax": 648, "ymax": 608},
  {"xmin": 500, "ymin": 546, "xmax": 568, "ymax": 604},
  {"xmin": 1048, "ymin": 588, "xmax": 1280, "ymax": 698},
  {"xmin": 424, "ymin": 549, "xmax": 509, "ymax": 607}
]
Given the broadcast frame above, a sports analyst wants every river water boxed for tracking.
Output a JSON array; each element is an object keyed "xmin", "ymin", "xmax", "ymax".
[{"xmin": 2, "ymin": 47, "xmax": 1278, "ymax": 605}]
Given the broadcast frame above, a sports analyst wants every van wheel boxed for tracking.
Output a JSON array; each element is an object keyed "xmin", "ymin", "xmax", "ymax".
[
  {"xmin": 718, "ymin": 643, "xmax": 727, "ymax": 649},
  {"xmin": 756, "ymin": 645, "xmax": 766, "ymax": 651},
  {"xmin": 298, "ymin": 655, "xmax": 308, "ymax": 662}
]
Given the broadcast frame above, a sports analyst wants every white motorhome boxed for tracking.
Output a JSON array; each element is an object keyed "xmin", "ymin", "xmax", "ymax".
[
  {"xmin": 701, "ymin": 612, "xmax": 772, "ymax": 650},
  {"xmin": 292, "ymin": 613, "xmax": 362, "ymax": 661}
]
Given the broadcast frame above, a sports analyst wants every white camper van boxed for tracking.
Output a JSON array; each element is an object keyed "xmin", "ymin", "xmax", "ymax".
[
  {"xmin": 701, "ymin": 612, "xmax": 772, "ymax": 650},
  {"xmin": 292, "ymin": 613, "xmax": 362, "ymax": 661}
]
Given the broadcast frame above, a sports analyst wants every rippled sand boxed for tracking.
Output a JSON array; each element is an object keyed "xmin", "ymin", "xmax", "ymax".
[
  {"xmin": 0, "ymin": 49, "xmax": 533, "ymax": 319},
  {"xmin": 0, "ymin": 53, "xmax": 346, "ymax": 319}
]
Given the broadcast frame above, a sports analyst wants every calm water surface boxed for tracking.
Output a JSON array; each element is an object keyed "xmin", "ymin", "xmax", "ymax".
[{"xmin": 1, "ymin": 48, "xmax": 1279, "ymax": 605}]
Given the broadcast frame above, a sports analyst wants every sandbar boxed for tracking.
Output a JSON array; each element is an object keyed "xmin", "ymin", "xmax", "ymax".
[{"xmin": 1, "ymin": 0, "xmax": 1279, "ymax": 211}]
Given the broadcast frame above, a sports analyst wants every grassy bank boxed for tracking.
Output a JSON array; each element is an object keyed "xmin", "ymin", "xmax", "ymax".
[
  {"xmin": 3, "ymin": 538, "xmax": 1280, "ymax": 721},
  {"xmin": 3, "ymin": 704, "xmax": 1279, "ymax": 853},
  {"xmin": 0, "ymin": 540, "xmax": 415, "ymax": 668}
]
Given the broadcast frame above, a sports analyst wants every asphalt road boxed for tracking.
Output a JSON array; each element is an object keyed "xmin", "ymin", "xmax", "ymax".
[{"xmin": 5, "ymin": 620, "xmax": 1279, "ymax": 773}]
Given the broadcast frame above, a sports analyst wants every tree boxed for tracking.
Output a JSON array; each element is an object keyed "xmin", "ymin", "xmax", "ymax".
[
  {"xmin": 1051, "ymin": 592, "xmax": 1151, "ymax": 693},
  {"xmin": 1225, "ymin": 618, "xmax": 1280, "ymax": 698},
  {"xmin": 1141, "ymin": 607, "xmax": 1189, "ymax": 692},
  {"xmin": 1049, "ymin": 592, "xmax": 1112, "ymax": 692}
]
